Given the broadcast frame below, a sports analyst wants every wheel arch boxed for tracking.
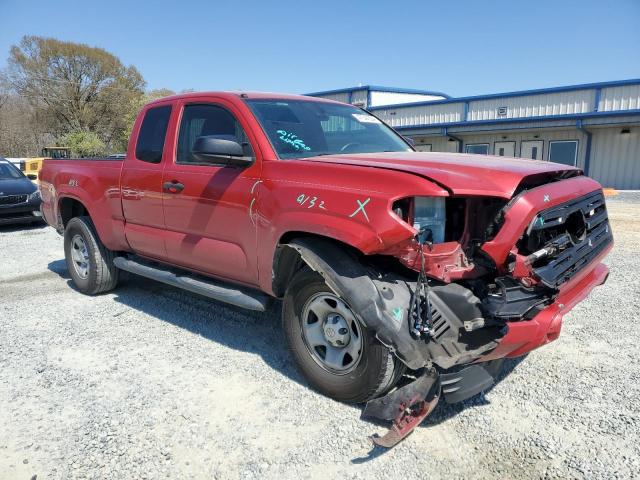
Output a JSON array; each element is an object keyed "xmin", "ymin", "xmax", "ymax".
[
  {"xmin": 272, "ymin": 231, "xmax": 363, "ymax": 298},
  {"xmin": 58, "ymin": 196, "xmax": 91, "ymax": 228}
]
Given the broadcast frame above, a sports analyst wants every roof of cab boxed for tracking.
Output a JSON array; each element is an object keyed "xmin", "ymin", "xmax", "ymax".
[{"xmin": 147, "ymin": 91, "xmax": 343, "ymax": 106}]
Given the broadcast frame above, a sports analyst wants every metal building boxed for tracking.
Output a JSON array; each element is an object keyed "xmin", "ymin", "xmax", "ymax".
[{"xmin": 307, "ymin": 80, "xmax": 640, "ymax": 189}]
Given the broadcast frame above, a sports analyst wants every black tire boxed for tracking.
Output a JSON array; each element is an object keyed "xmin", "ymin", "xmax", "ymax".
[
  {"xmin": 64, "ymin": 216, "xmax": 119, "ymax": 295},
  {"xmin": 283, "ymin": 268, "xmax": 404, "ymax": 403}
]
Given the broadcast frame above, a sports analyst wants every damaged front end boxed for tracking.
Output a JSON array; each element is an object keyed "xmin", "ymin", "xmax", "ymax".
[
  {"xmin": 283, "ymin": 176, "xmax": 613, "ymax": 447},
  {"xmin": 284, "ymin": 236, "xmax": 510, "ymax": 447}
]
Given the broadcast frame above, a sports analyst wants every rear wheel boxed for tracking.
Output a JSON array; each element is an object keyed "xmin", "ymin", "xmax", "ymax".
[
  {"xmin": 283, "ymin": 269, "xmax": 404, "ymax": 403},
  {"xmin": 64, "ymin": 216, "xmax": 119, "ymax": 295}
]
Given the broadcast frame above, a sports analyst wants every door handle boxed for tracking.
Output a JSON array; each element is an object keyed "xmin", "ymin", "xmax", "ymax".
[{"xmin": 163, "ymin": 181, "xmax": 185, "ymax": 193}]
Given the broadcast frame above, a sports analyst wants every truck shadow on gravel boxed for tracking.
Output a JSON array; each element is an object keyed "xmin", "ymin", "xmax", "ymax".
[
  {"xmin": 48, "ymin": 259, "xmax": 304, "ymax": 385},
  {"xmin": 0, "ymin": 221, "xmax": 47, "ymax": 234},
  {"xmin": 49, "ymin": 259, "xmax": 528, "ymax": 460}
]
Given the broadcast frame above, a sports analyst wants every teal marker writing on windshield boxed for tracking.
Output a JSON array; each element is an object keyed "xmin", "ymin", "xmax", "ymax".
[{"xmin": 277, "ymin": 130, "xmax": 311, "ymax": 151}]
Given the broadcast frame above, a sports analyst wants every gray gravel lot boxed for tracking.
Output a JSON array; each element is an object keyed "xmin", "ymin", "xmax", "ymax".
[{"xmin": 1, "ymin": 193, "xmax": 639, "ymax": 479}]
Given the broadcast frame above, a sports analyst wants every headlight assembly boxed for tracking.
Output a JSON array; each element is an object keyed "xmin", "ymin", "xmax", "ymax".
[
  {"xmin": 28, "ymin": 190, "xmax": 41, "ymax": 202},
  {"xmin": 392, "ymin": 196, "xmax": 446, "ymax": 244}
]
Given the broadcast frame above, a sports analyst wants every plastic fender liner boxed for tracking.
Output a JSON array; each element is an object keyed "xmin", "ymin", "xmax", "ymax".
[
  {"xmin": 424, "ymin": 284, "xmax": 506, "ymax": 369},
  {"xmin": 285, "ymin": 238, "xmax": 432, "ymax": 370}
]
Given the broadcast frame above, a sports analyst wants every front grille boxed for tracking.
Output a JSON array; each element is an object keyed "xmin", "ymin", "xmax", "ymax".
[
  {"xmin": 0, "ymin": 194, "xmax": 28, "ymax": 206},
  {"xmin": 524, "ymin": 190, "xmax": 612, "ymax": 288}
]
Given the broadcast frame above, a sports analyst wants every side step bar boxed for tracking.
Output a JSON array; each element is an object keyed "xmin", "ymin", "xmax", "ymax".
[{"xmin": 113, "ymin": 256, "xmax": 269, "ymax": 312}]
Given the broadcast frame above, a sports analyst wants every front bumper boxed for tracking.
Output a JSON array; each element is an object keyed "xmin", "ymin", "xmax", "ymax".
[{"xmin": 482, "ymin": 258, "xmax": 610, "ymax": 361}]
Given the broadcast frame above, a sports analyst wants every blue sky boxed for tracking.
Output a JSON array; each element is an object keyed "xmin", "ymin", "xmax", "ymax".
[{"xmin": 1, "ymin": 0, "xmax": 639, "ymax": 97}]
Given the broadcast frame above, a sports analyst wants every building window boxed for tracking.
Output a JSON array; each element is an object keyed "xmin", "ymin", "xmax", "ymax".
[
  {"xmin": 466, "ymin": 143, "xmax": 490, "ymax": 155},
  {"xmin": 415, "ymin": 142, "xmax": 432, "ymax": 152},
  {"xmin": 548, "ymin": 140, "xmax": 578, "ymax": 166}
]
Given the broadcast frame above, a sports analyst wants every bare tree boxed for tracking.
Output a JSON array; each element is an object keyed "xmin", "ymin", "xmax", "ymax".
[{"xmin": 6, "ymin": 36, "xmax": 146, "ymax": 151}]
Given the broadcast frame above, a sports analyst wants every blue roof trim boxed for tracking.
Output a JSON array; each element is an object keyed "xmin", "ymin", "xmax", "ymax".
[
  {"xmin": 305, "ymin": 86, "xmax": 366, "ymax": 96},
  {"xmin": 368, "ymin": 78, "xmax": 640, "ymax": 112},
  {"xmin": 392, "ymin": 108, "xmax": 640, "ymax": 131},
  {"xmin": 305, "ymin": 85, "xmax": 451, "ymax": 99},
  {"xmin": 367, "ymin": 85, "xmax": 451, "ymax": 98}
]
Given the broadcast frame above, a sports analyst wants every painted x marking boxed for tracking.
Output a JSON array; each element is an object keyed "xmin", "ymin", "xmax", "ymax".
[{"xmin": 349, "ymin": 197, "xmax": 371, "ymax": 222}]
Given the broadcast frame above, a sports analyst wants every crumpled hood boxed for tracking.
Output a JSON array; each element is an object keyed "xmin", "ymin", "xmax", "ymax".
[{"xmin": 302, "ymin": 151, "xmax": 581, "ymax": 198}]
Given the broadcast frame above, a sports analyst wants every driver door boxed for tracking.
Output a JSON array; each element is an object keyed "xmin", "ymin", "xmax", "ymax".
[{"xmin": 162, "ymin": 98, "xmax": 262, "ymax": 286}]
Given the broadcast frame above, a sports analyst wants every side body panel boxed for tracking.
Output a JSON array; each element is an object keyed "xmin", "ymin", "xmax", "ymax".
[
  {"xmin": 161, "ymin": 96, "xmax": 264, "ymax": 285},
  {"xmin": 39, "ymin": 159, "xmax": 129, "ymax": 251},
  {"xmin": 120, "ymin": 101, "xmax": 174, "ymax": 260},
  {"xmin": 254, "ymin": 159, "xmax": 448, "ymax": 294}
]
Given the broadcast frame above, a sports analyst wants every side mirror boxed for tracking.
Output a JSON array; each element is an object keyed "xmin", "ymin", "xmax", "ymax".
[
  {"xmin": 404, "ymin": 136, "xmax": 415, "ymax": 147},
  {"xmin": 192, "ymin": 136, "xmax": 254, "ymax": 167},
  {"xmin": 27, "ymin": 174, "xmax": 38, "ymax": 180}
]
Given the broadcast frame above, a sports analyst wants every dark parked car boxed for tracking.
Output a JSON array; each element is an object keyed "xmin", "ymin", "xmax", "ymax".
[{"xmin": 0, "ymin": 158, "xmax": 43, "ymax": 226}]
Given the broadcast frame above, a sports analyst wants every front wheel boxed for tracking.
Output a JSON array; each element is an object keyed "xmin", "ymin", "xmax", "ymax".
[
  {"xmin": 283, "ymin": 269, "xmax": 403, "ymax": 403},
  {"xmin": 64, "ymin": 216, "xmax": 119, "ymax": 295}
]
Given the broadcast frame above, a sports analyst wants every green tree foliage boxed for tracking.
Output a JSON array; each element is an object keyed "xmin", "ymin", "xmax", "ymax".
[
  {"xmin": 6, "ymin": 36, "xmax": 146, "ymax": 152},
  {"xmin": 57, "ymin": 131, "xmax": 106, "ymax": 158}
]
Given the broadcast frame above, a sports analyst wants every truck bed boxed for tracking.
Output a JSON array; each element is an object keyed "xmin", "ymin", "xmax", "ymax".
[{"xmin": 39, "ymin": 157, "xmax": 128, "ymax": 251}]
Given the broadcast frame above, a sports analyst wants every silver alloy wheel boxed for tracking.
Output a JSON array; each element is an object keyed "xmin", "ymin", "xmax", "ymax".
[
  {"xmin": 300, "ymin": 292, "xmax": 364, "ymax": 375},
  {"xmin": 70, "ymin": 234, "xmax": 90, "ymax": 279}
]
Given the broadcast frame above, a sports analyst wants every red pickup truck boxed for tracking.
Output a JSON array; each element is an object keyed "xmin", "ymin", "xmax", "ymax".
[{"xmin": 40, "ymin": 92, "xmax": 612, "ymax": 446}]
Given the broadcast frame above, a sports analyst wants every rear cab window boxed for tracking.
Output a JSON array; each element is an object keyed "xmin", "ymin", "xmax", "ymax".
[{"xmin": 135, "ymin": 105, "xmax": 172, "ymax": 163}]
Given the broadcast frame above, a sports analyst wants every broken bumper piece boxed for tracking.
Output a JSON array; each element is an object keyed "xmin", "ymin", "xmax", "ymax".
[
  {"xmin": 363, "ymin": 371, "xmax": 440, "ymax": 448},
  {"xmin": 363, "ymin": 360, "xmax": 508, "ymax": 448}
]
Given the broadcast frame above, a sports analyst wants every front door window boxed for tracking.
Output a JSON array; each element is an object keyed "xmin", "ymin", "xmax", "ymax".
[{"xmin": 176, "ymin": 104, "xmax": 253, "ymax": 163}]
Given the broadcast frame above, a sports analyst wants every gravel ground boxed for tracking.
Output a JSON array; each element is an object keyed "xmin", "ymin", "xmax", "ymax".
[{"xmin": 1, "ymin": 193, "xmax": 639, "ymax": 480}]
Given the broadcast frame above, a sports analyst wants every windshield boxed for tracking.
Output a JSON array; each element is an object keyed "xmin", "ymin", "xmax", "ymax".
[
  {"xmin": 246, "ymin": 99, "xmax": 412, "ymax": 159},
  {"xmin": 0, "ymin": 162, "xmax": 24, "ymax": 180}
]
